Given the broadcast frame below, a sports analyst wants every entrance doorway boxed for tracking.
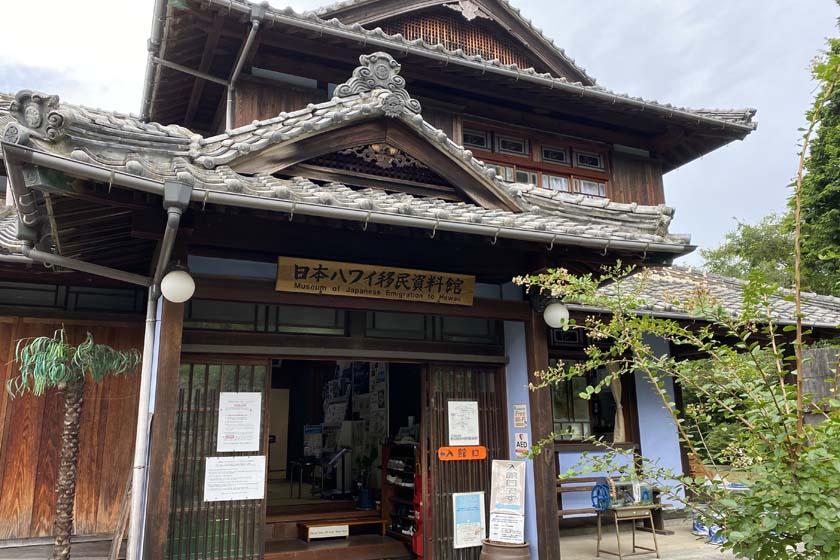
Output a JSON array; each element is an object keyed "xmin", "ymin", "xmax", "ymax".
[{"xmin": 164, "ymin": 356, "xmax": 507, "ymax": 560}]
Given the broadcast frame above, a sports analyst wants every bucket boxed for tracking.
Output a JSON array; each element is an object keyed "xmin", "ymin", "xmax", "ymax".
[
  {"xmin": 479, "ymin": 540, "xmax": 530, "ymax": 560},
  {"xmin": 357, "ymin": 488, "xmax": 375, "ymax": 510}
]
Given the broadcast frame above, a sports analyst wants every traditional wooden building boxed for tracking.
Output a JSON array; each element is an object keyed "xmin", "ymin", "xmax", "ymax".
[{"xmin": 0, "ymin": 1, "xmax": 759, "ymax": 559}]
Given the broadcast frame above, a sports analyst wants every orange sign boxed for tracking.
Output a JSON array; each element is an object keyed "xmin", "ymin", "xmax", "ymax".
[{"xmin": 438, "ymin": 446, "xmax": 487, "ymax": 461}]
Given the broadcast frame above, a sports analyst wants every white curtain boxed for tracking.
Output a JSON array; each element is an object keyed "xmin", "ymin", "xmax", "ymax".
[{"xmin": 606, "ymin": 362, "xmax": 625, "ymax": 443}]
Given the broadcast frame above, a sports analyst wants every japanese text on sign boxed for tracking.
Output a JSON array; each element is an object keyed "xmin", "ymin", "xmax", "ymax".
[
  {"xmin": 276, "ymin": 257, "xmax": 475, "ymax": 306},
  {"xmin": 438, "ymin": 446, "xmax": 487, "ymax": 461}
]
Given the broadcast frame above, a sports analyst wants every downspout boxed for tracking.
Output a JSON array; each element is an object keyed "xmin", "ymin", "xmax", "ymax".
[
  {"xmin": 140, "ymin": 0, "xmax": 168, "ymax": 121},
  {"xmin": 225, "ymin": 3, "xmax": 266, "ymax": 130},
  {"xmin": 127, "ymin": 180, "xmax": 192, "ymax": 560}
]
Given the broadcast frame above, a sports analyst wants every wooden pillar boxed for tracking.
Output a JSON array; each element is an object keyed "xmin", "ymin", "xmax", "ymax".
[
  {"xmin": 525, "ymin": 312, "xmax": 562, "ymax": 560},
  {"xmin": 143, "ymin": 299, "xmax": 185, "ymax": 559}
]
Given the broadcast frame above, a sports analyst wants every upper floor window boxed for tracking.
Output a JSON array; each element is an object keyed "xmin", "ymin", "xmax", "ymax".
[
  {"xmin": 545, "ymin": 174, "xmax": 571, "ymax": 192},
  {"xmin": 578, "ymin": 179, "xmax": 606, "ymax": 197},
  {"xmin": 496, "ymin": 135, "xmax": 529, "ymax": 156},
  {"xmin": 575, "ymin": 151, "xmax": 605, "ymax": 170},
  {"xmin": 463, "ymin": 128, "xmax": 491, "ymax": 150},
  {"xmin": 515, "ymin": 169, "xmax": 539, "ymax": 185},
  {"xmin": 541, "ymin": 146, "xmax": 569, "ymax": 166}
]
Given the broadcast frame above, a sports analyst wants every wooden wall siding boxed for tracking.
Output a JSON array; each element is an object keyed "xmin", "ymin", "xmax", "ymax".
[
  {"xmin": 608, "ymin": 153, "xmax": 665, "ymax": 206},
  {"xmin": 380, "ymin": 11, "xmax": 535, "ymax": 70},
  {"xmin": 234, "ymin": 81, "xmax": 327, "ymax": 129},
  {"xmin": 0, "ymin": 317, "xmax": 143, "ymax": 540},
  {"xmin": 426, "ymin": 364, "xmax": 506, "ymax": 560},
  {"xmin": 422, "ymin": 106, "xmax": 461, "ymax": 144},
  {"xmin": 166, "ymin": 359, "xmax": 268, "ymax": 560}
]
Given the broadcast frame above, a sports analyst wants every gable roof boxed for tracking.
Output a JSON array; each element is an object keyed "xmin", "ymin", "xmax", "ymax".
[
  {"xmin": 1, "ymin": 53, "xmax": 693, "ymax": 265},
  {"xmin": 592, "ymin": 267, "xmax": 840, "ymax": 329},
  {"xmin": 141, "ymin": 0, "xmax": 756, "ymax": 172},
  {"xmin": 315, "ymin": 0, "xmax": 596, "ymax": 84}
]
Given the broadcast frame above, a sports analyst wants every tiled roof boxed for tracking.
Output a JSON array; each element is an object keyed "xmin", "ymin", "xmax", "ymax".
[
  {"xmin": 0, "ymin": 206, "xmax": 21, "ymax": 255},
  {"xmin": 595, "ymin": 267, "xmax": 840, "ymax": 328},
  {"xmin": 184, "ymin": 0, "xmax": 756, "ymax": 132},
  {"xmin": 0, "ymin": 56, "xmax": 693, "ymax": 254},
  {"xmin": 315, "ymin": 0, "xmax": 597, "ymax": 84}
]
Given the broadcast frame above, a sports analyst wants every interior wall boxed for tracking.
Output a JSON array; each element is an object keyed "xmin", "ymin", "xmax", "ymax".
[
  {"xmin": 0, "ymin": 317, "xmax": 143, "ymax": 540},
  {"xmin": 268, "ymin": 388, "xmax": 290, "ymax": 480}
]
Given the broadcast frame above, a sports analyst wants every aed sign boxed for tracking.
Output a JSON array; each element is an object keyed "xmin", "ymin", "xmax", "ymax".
[
  {"xmin": 513, "ymin": 433, "xmax": 530, "ymax": 458},
  {"xmin": 276, "ymin": 256, "xmax": 475, "ymax": 306},
  {"xmin": 438, "ymin": 446, "xmax": 487, "ymax": 461}
]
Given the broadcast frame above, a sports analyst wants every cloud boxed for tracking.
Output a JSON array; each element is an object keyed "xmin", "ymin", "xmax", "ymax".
[{"xmin": 1, "ymin": 0, "xmax": 837, "ymax": 266}]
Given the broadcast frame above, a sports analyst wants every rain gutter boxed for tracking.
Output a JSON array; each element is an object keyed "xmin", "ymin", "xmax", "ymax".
[{"xmin": 1, "ymin": 144, "xmax": 696, "ymax": 257}]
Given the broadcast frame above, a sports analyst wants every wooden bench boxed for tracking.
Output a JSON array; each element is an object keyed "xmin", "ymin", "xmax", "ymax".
[{"xmin": 297, "ymin": 518, "xmax": 388, "ymax": 542}]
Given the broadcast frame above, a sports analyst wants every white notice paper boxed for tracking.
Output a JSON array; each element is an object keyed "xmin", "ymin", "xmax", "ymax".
[
  {"xmin": 204, "ymin": 456, "xmax": 266, "ymax": 502},
  {"xmin": 217, "ymin": 392, "xmax": 262, "ymax": 452},
  {"xmin": 489, "ymin": 512, "xmax": 525, "ymax": 544},
  {"xmin": 448, "ymin": 400, "xmax": 480, "ymax": 446}
]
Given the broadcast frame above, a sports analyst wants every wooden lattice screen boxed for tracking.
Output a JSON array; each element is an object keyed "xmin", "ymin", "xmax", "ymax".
[
  {"xmin": 166, "ymin": 359, "xmax": 269, "ymax": 560},
  {"xmin": 380, "ymin": 13, "xmax": 534, "ymax": 69},
  {"xmin": 426, "ymin": 364, "xmax": 508, "ymax": 560}
]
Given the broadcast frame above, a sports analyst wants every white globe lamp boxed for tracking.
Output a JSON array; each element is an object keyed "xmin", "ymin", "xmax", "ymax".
[
  {"xmin": 160, "ymin": 269, "xmax": 195, "ymax": 303},
  {"xmin": 543, "ymin": 301, "xmax": 570, "ymax": 329}
]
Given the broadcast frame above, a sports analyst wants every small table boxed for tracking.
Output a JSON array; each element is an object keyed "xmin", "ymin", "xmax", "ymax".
[{"xmin": 596, "ymin": 505, "xmax": 660, "ymax": 559}]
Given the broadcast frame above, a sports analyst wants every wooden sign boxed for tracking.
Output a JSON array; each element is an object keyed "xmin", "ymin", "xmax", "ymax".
[
  {"xmin": 438, "ymin": 446, "xmax": 487, "ymax": 461},
  {"xmin": 276, "ymin": 257, "xmax": 475, "ymax": 306}
]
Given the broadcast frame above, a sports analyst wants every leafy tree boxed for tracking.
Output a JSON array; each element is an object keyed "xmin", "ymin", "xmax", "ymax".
[
  {"xmin": 700, "ymin": 213, "xmax": 794, "ymax": 287},
  {"xmin": 516, "ymin": 265, "xmax": 840, "ymax": 559},
  {"xmin": 796, "ymin": 38, "xmax": 840, "ymax": 296},
  {"xmin": 515, "ymin": 35, "xmax": 840, "ymax": 560},
  {"xmin": 7, "ymin": 329, "xmax": 140, "ymax": 560}
]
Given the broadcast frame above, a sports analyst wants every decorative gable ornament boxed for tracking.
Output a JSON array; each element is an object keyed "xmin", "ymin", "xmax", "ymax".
[
  {"xmin": 334, "ymin": 52, "xmax": 422, "ymax": 116},
  {"xmin": 5, "ymin": 90, "xmax": 71, "ymax": 144},
  {"xmin": 444, "ymin": 0, "xmax": 492, "ymax": 21}
]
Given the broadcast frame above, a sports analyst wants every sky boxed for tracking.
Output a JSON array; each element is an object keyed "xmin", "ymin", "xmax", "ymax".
[{"xmin": 1, "ymin": 1, "xmax": 836, "ymax": 266}]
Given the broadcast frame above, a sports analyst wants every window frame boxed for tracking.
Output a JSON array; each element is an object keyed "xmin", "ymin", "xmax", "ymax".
[
  {"xmin": 574, "ymin": 150, "xmax": 605, "ymax": 170},
  {"xmin": 496, "ymin": 134, "xmax": 529, "ymax": 156},
  {"xmin": 463, "ymin": 128, "xmax": 491, "ymax": 150},
  {"xmin": 541, "ymin": 145, "xmax": 570, "ymax": 166}
]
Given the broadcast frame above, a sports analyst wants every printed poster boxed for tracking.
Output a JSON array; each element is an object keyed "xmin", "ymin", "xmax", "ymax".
[
  {"xmin": 204, "ymin": 456, "xmax": 266, "ymax": 502},
  {"xmin": 490, "ymin": 460, "xmax": 526, "ymax": 515},
  {"xmin": 448, "ymin": 400, "xmax": 480, "ymax": 446},
  {"xmin": 217, "ymin": 392, "xmax": 262, "ymax": 452},
  {"xmin": 513, "ymin": 404, "xmax": 528, "ymax": 428},
  {"xmin": 489, "ymin": 512, "xmax": 525, "ymax": 544},
  {"xmin": 452, "ymin": 492, "xmax": 485, "ymax": 549}
]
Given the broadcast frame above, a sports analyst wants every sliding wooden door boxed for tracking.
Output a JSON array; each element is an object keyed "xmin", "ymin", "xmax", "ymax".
[
  {"xmin": 425, "ymin": 364, "xmax": 507, "ymax": 560},
  {"xmin": 166, "ymin": 356, "xmax": 270, "ymax": 560}
]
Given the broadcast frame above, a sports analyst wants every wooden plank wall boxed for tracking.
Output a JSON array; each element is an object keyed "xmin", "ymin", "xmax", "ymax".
[
  {"xmin": 609, "ymin": 152, "xmax": 665, "ymax": 206},
  {"xmin": 234, "ymin": 80, "xmax": 327, "ymax": 128},
  {"xmin": 0, "ymin": 317, "xmax": 143, "ymax": 541}
]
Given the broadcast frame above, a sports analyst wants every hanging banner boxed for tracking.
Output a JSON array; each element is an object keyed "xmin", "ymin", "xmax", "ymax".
[
  {"xmin": 217, "ymin": 392, "xmax": 262, "ymax": 452},
  {"xmin": 452, "ymin": 492, "xmax": 486, "ymax": 549},
  {"xmin": 276, "ymin": 256, "xmax": 475, "ymax": 306},
  {"xmin": 204, "ymin": 456, "xmax": 266, "ymax": 502},
  {"xmin": 448, "ymin": 400, "xmax": 480, "ymax": 446}
]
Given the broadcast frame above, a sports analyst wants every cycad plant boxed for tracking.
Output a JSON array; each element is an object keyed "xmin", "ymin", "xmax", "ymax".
[{"xmin": 7, "ymin": 329, "xmax": 140, "ymax": 560}]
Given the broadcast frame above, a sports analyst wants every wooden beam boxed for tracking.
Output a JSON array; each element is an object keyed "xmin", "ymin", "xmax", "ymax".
[
  {"xmin": 142, "ymin": 299, "xmax": 185, "ymax": 559},
  {"xmin": 185, "ymin": 15, "xmax": 224, "ymax": 128},
  {"xmin": 525, "ymin": 311, "xmax": 562, "ymax": 560},
  {"xmin": 194, "ymin": 276, "xmax": 531, "ymax": 321}
]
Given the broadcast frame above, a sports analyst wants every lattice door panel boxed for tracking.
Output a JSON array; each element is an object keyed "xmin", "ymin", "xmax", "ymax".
[
  {"xmin": 166, "ymin": 359, "xmax": 268, "ymax": 560},
  {"xmin": 426, "ymin": 364, "xmax": 507, "ymax": 560}
]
